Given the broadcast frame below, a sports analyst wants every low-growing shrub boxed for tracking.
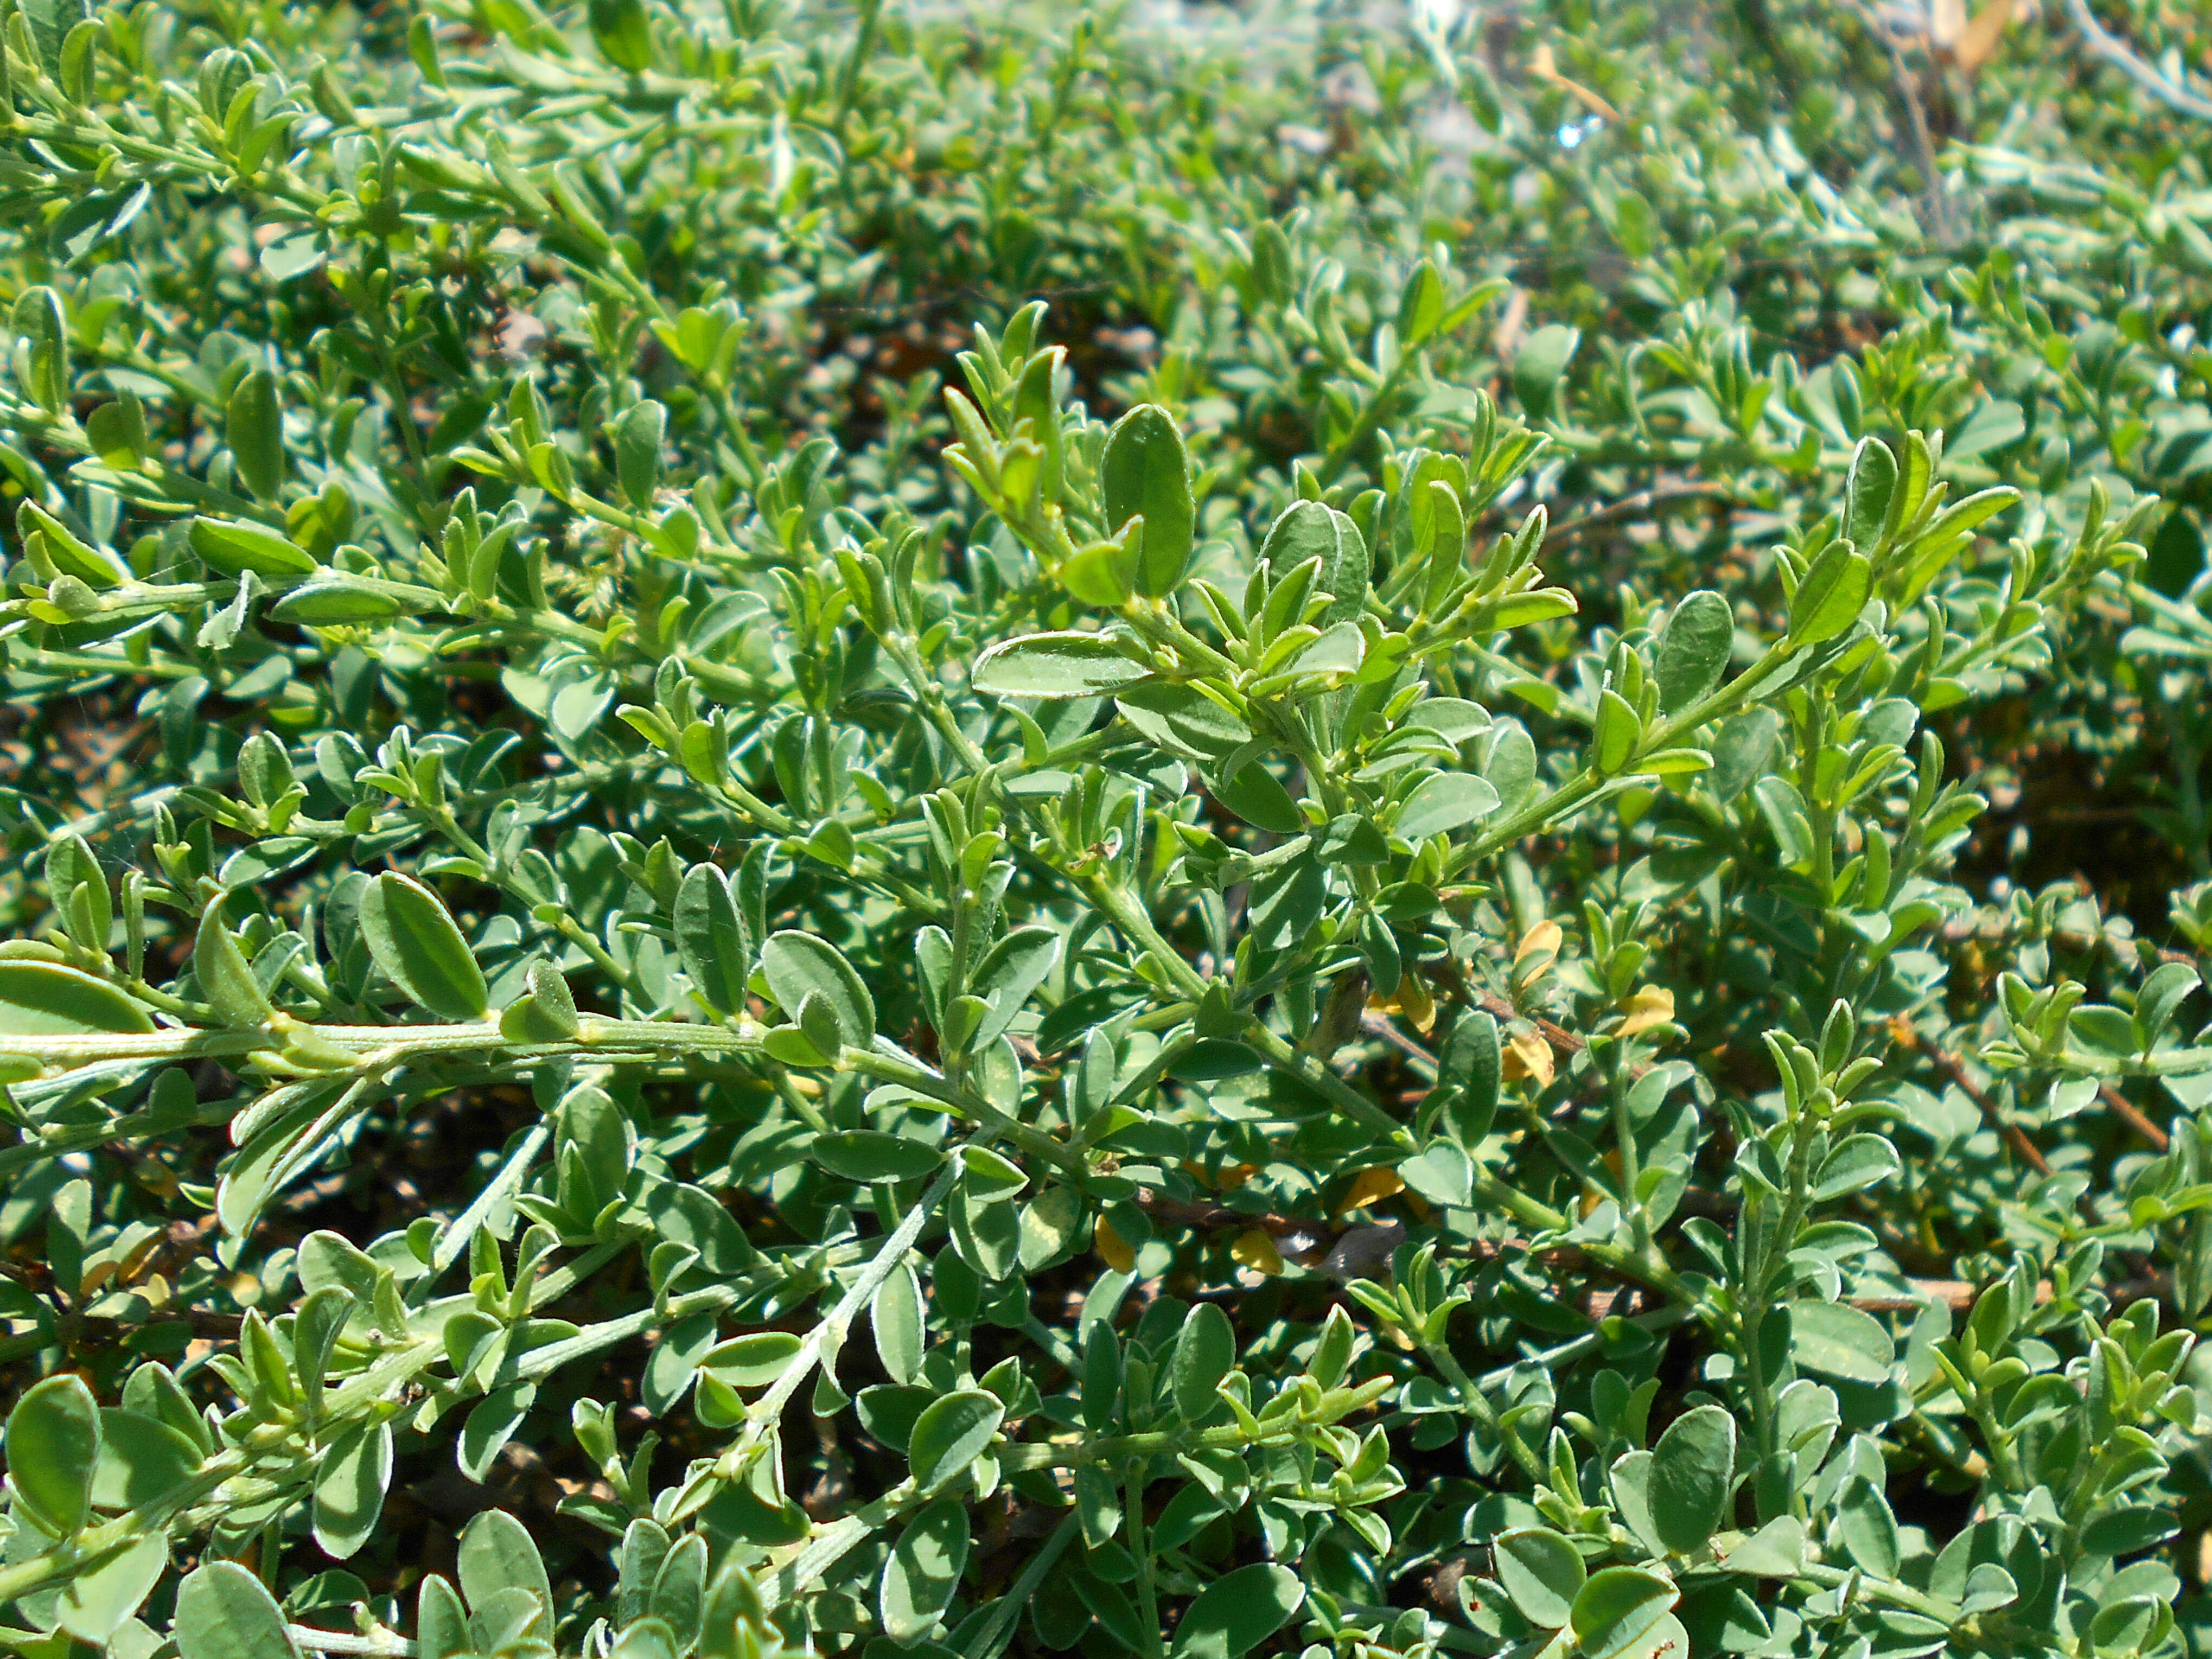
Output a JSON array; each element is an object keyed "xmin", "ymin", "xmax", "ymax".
[{"xmin": 0, "ymin": 1, "xmax": 2210, "ymax": 1657}]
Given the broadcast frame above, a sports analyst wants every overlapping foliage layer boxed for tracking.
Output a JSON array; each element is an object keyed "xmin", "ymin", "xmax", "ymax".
[{"xmin": 0, "ymin": 0, "xmax": 2210, "ymax": 1656}]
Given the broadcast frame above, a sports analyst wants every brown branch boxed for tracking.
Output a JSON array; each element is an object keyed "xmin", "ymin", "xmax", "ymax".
[
  {"xmin": 1888, "ymin": 1019, "xmax": 2043, "ymax": 1171},
  {"xmin": 1544, "ymin": 482, "xmax": 1729, "ymax": 547},
  {"xmin": 2099, "ymin": 1082, "xmax": 2170, "ymax": 1153}
]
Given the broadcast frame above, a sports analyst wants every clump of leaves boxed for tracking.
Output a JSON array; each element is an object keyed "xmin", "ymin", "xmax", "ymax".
[{"xmin": 1, "ymin": 2, "xmax": 2211, "ymax": 1658}]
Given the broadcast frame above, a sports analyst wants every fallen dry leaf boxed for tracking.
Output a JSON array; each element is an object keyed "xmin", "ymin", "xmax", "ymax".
[
  {"xmin": 1232, "ymin": 1228, "xmax": 1285, "ymax": 1275},
  {"xmin": 1502, "ymin": 1028, "xmax": 1557, "ymax": 1088},
  {"xmin": 1615, "ymin": 985, "xmax": 1677, "ymax": 1038},
  {"xmin": 1094, "ymin": 1216, "xmax": 1136, "ymax": 1273},
  {"xmin": 1515, "ymin": 919, "xmax": 1565, "ymax": 966},
  {"xmin": 1952, "ymin": 0, "xmax": 2018, "ymax": 73},
  {"xmin": 1333, "ymin": 1166, "xmax": 1408, "ymax": 1217}
]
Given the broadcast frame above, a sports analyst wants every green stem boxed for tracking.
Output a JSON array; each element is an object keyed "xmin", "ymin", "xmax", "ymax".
[{"xmin": 1125, "ymin": 1457, "xmax": 1166, "ymax": 1658}]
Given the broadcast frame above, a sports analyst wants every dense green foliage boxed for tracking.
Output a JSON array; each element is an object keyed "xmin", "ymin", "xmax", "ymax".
[{"xmin": 4, "ymin": 0, "xmax": 2212, "ymax": 1656}]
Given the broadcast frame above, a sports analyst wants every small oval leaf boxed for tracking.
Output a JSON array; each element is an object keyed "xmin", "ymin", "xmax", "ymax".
[
  {"xmin": 360, "ymin": 872, "xmax": 488, "ymax": 1021},
  {"xmin": 907, "ymin": 1389, "xmax": 1004, "ymax": 1492},
  {"xmin": 0, "ymin": 959, "xmax": 153, "ymax": 1036},
  {"xmin": 974, "ymin": 631, "xmax": 1152, "ymax": 698},
  {"xmin": 6, "ymin": 1374, "xmax": 100, "ymax": 1535}
]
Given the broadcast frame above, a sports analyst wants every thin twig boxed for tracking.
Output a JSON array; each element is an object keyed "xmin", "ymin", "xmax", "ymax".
[
  {"xmin": 1872, "ymin": 9, "xmax": 1961, "ymax": 245},
  {"xmin": 1888, "ymin": 1019, "xmax": 2050, "ymax": 1175},
  {"xmin": 2099, "ymin": 1082, "xmax": 2170, "ymax": 1152},
  {"xmin": 2066, "ymin": 0, "xmax": 2212, "ymax": 122},
  {"xmin": 1360, "ymin": 1009, "xmax": 1441, "ymax": 1074},
  {"xmin": 1544, "ymin": 481, "xmax": 1729, "ymax": 547},
  {"xmin": 287, "ymin": 1629, "xmax": 415, "ymax": 1658},
  {"xmin": 1887, "ymin": 1020, "xmax": 2108, "ymax": 1227}
]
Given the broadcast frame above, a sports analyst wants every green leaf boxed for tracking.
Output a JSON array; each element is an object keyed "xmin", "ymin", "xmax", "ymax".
[
  {"xmin": 975, "ymin": 631, "xmax": 1152, "ymax": 698},
  {"xmin": 1843, "ymin": 436, "xmax": 1897, "ymax": 548},
  {"xmin": 1168, "ymin": 1562, "xmax": 1305, "ymax": 1658},
  {"xmin": 699, "ymin": 1563, "xmax": 770, "ymax": 1657},
  {"xmin": 649, "ymin": 1535, "xmax": 708, "ymax": 1650},
  {"xmin": 675, "ymin": 864, "xmax": 753, "ymax": 1017},
  {"xmin": 2079, "ymin": 1504, "xmax": 2180, "ymax": 1558},
  {"xmin": 1171, "ymin": 1301, "xmax": 1235, "ymax": 1422},
  {"xmin": 1259, "ymin": 501, "xmax": 1369, "ymax": 627},
  {"xmin": 2138, "ymin": 961, "xmax": 2200, "ymax": 1045},
  {"xmin": 1397, "ymin": 259, "xmax": 1445, "ymax": 344},
  {"xmin": 969, "ymin": 925, "xmax": 1062, "ymax": 1049},
  {"xmin": 907, "ymin": 1390, "xmax": 1004, "ymax": 1492},
  {"xmin": 879, "ymin": 1497, "xmax": 972, "ymax": 1643},
  {"xmin": 1725, "ymin": 1515, "xmax": 1807, "ymax": 1577},
  {"xmin": 1397, "ymin": 771, "xmax": 1500, "ymax": 839},
  {"xmin": 227, "ymin": 369, "xmax": 286, "ymax": 502},
  {"xmin": 459, "ymin": 1381, "xmax": 537, "ymax": 1481},
  {"xmin": 56, "ymin": 1529, "xmax": 168, "ymax": 1641},
  {"xmin": 1648, "ymin": 1403, "xmax": 1735, "ymax": 1554},
  {"xmin": 501, "ymin": 958, "xmax": 580, "ymax": 1042},
  {"xmin": 191, "ymin": 516, "xmax": 316, "ymax": 578},
  {"xmin": 812, "ymin": 1130, "xmax": 941, "ymax": 1182},
  {"xmin": 1438, "ymin": 1012, "xmax": 1501, "ymax": 1149},
  {"xmin": 194, "ymin": 910, "xmax": 276, "ymax": 1028},
  {"xmin": 588, "ymin": 0, "xmax": 653, "ymax": 70},
  {"xmin": 174, "ymin": 1561, "xmax": 303, "ymax": 1659},
  {"xmin": 1493, "ymin": 1528, "xmax": 1584, "ymax": 1628},
  {"xmin": 91, "ymin": 1408, "xmax": 203, "ymax": 1510},
  {"xmin": 1654, "ymin": 590, "xmax": 1732, "ymax": 713},
  {"xmin": 1116, "ymin": 681, "xmax": 1252, "ymax": 758},
  {"xmin": 1514, "ymin": 323, "xmax": 1580, "ymax": 420},
  {"xmin": 1569, "ymin": 1567, "xmax": 1677, "ymax": 1659},
  {"xmin": 1788, "ymin": 543, "xmax": 1871, "ymax": 645},
  {"xmin": 1062, "ymin": 534, "xmax": 1137, "ymax": 607},
  {"xmin": 870, "ymin": 1262, "xmax": 925, "ymax": 1384},
  {"xmin": 1811, "ymin": 1134, "xmax": 1901, "ymax": 1201},
  {"xmin": 617, "ymin": 399, "xmax": 667, "ymax": 508},
  {"xmin": 12, "ymin": 286, "xmax": 67, "ymax": 412},
  {"xmin": 1592, "ymin": 688, "xmax": 1641, "ymax": 773},
  {"xmin": 417, "ymin": 1576, "xmax": 470, "ymax": 1659},
  {"xmin": 702, "ymin": 1331, "xmax": 804, "ymax": 1388},
  {"xmin": 1101, "ymin": 405, "xmax": 1194, "ymax": 596},
  {"xmin": 85, "ymin": 394, "xmax": 148, "ymax": 467},
  {"xmin": 1248, "ymin": 851, "xmax": 1325, "ymax": 952},
  {"xmin": 267, "ymin": 578, "xmax": 416, "ymax": 624},
  {"xmin": 5, "ymin": 1374, "xmax": 100, "ymax": 1535},
  {"xmin": 1789, "ymin": 1300, "xmax": 1894, "ymax": 1384},
  {"xmin": 360, "ymin": 872, "xmax": 488, "ymax": 1021},
  {"xmin": 961, "ymin": 1143, "xmax": 1028, "ymax": 1201},
  {"xmin": 1211, "ymin": 760, "xmax": 1304, "ymax": 833},
  {"xmin": 1607, "ymin": 1451, "xmax": 1665, "ymax": 1558},
  {"xmin": 1831, "ymin": 1475, "xmax": 1900, "ymax": 1577},
  {"xmin": 1712, "ymin": 708, "xmax": 1780, "ymax": 801},
  {"xmin": 1404, "ymin": 697, "xmax": 1491, "ymax": 741},
  {"xmin": 457, "ymin": 1508, "xmax": 552, "ymax": 1621},
  {"xmin": 313, "ymin": 1420, "xmax": 393, "ymax": 1559},
  {"xmin": 1398, "ymin": 1141, "xmax": 1472, "ymax": 1208},
  {"xmin": 0, "ymin": 959, "xmax": 153, "ymax": 1035},
  {"xmin": 761, "ymin": 931, "xmax": 874, "ymax": 1051}
]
